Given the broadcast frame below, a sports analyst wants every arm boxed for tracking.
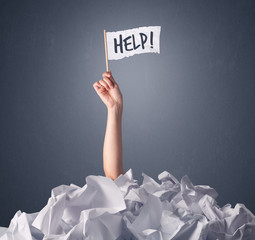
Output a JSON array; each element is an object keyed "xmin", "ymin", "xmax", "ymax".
[
  {"xmin": 103, "ymin": 105, "xmax": 124, "ymax": 180},
  {"xmin": 93, "ymin": 71, "xmax": 125, "ymax": 180}
]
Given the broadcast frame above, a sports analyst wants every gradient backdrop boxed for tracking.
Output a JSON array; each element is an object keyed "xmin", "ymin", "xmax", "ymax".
[{"xmin": 0, "ymin": 0, "xmax": 255, "ymax": 227}]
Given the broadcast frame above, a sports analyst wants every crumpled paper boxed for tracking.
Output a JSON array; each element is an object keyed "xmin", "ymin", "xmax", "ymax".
[{"xmin": 1, "ymin": 169, "xmax": 255, "ymax": 240}]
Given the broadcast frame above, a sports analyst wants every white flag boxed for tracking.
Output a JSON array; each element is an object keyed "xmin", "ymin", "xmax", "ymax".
[{"xmin": 106, "ymin": 26, "xmax": 161, "ymax": 60}]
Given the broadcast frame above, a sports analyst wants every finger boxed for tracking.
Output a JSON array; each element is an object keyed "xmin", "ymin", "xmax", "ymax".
[
  {"xmin": 110, "ymin": 76, "xmax": 117, "ymax": 87},
  {"xmin": 109, "ymin": 73, "xmax": 117, "ymax": 85},
  {"xmin": 102, "ymin": 71, "xmax": 114, "ymax": 82},
  {"xmin": 99, "ymin": 79, "xmax": 110, "ymax": 90},
  {"xmin": 102, "ymin": 71, "xmax": 111, "ymax": 78},
  {"xmin": 93, "ymin": 83, "xmax": 101, "ymax": 94},
  {"xmin": 93, "ymin": 81, "xmax": 102, "ymax": 88},
  {"xmin": 93, "ymin": 83, "xmax": 100, "ymax": 92},
  {"xmin": 94, "ymin": 81, "xmax": 105, "ymax": 92},
  {"xmin": 93, "ymin": 81, "xmax": 99, "ymax": 87},
  {"xmin": 103, "ymin": 72, "xmax": 117, "ymax": 87},
  {"xmin": 103, "ymin": 77, "xmax": 114, "ymax": 89}
]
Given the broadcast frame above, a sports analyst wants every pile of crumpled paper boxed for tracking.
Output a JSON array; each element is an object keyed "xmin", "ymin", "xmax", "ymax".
[{"xmin": 0, "ymin": 168, "xmax": 255, "ymax": 240}]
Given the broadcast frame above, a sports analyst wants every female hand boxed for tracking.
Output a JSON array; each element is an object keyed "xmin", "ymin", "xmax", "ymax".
[{"xmin": 93, "ymin": 71, "xmax": 123, "ymax": 110}]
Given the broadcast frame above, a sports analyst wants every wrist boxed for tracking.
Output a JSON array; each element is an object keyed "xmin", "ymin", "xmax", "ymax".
[{"xmin": 107, "ymin": 104, "xmax": 123, "ymax": 115}]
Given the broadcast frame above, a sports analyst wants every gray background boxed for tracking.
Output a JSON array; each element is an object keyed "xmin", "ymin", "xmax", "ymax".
[{"xmin": 0, "ymin": 0, "xmax": 255, "ymax": 227}]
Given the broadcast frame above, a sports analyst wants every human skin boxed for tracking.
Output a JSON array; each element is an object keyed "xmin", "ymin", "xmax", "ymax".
[{"xmin": 93, "ymin": 71, "xmax": 125, "ymax": 180}]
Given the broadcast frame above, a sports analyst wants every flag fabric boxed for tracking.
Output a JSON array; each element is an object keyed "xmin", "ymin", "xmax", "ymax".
[{"xmin": 106, "ymin": 26, "xmax": 161, "ymax": 60}]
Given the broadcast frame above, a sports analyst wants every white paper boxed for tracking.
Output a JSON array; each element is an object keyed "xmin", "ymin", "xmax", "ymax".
[
  {"xmin": 0, "ymin": 228, "xmax": 7, "ymax": 238},
  {"xmin": 106, "ymin": 26, "xmax": 161, "ymax": 60},
  {"xmin": 1, "ymin": 168, "xmax": 255, "ymax": 239}
]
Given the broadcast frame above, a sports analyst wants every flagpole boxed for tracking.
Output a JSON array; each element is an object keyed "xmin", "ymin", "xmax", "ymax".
[{"xmin": 104, "ymin": 29, "xmax": 109, "ymax": 72}]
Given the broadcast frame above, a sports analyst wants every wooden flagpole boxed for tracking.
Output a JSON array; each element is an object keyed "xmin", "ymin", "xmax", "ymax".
[{"xmin": 104, "ymin": 29, "xmax": 109, "ymax": 72}]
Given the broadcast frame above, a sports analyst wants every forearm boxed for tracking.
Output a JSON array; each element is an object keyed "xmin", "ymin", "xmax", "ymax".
[{"xmin": 103, "ymin": 105, "xmax": 124, "ymax": 180}]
